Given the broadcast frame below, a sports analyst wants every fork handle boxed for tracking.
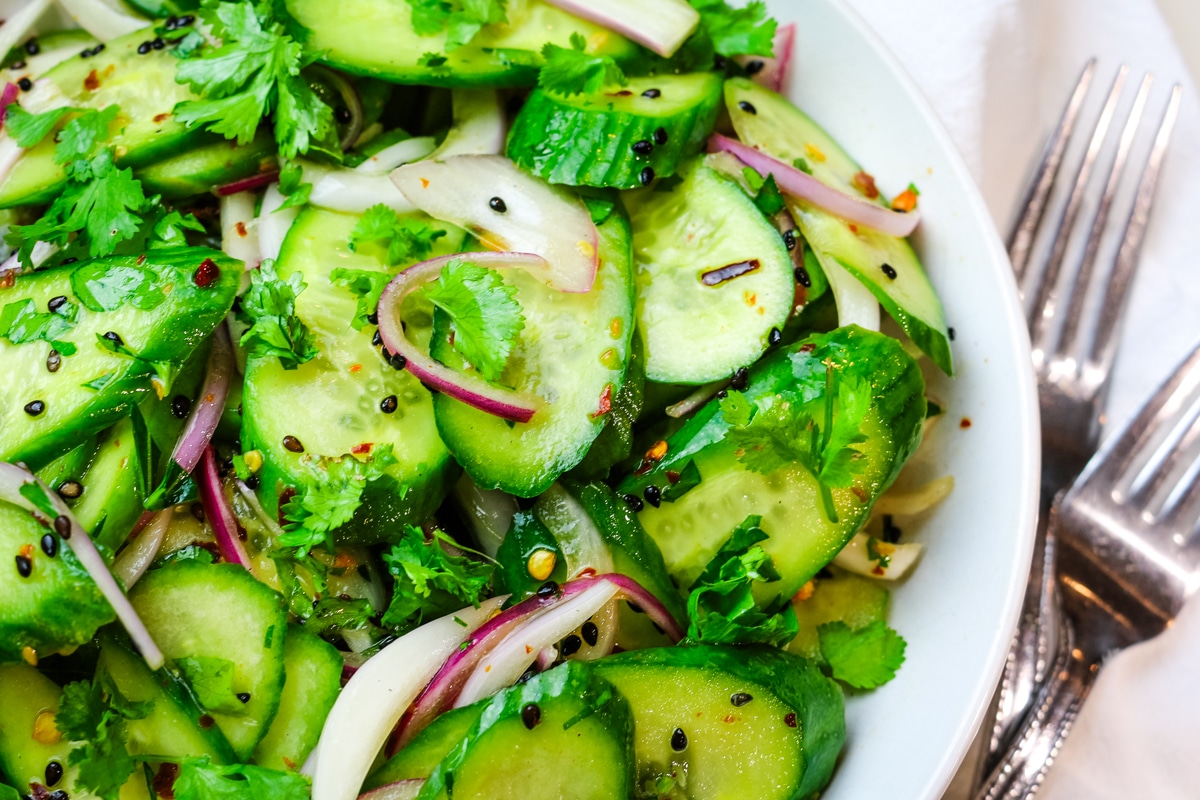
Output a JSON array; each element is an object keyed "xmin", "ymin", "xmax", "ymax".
[{"xmin": 973, "ymin": 613, "xmax": 1100, "ymax": 800}]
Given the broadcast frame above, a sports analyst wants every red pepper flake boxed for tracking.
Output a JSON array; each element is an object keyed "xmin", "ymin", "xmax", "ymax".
[
  {"xmin": 665, "ymin": 470, "xmax": 681, "ymax": 485},
  {"xmin": 590, "ymin": 384, "xmax": 613, "ymax": 419},
  {"xmin": 153, "ymin": 762, "xmax": 180, "ymax": 799},
  {"xmin": 872, "ymin": 566, "xmax": 886, "ymax": 576},
  {"xmin": 199, "ymin": 714, "xmax": 215, "ymax": 729},
  {"xmin": 351, "ymin": 442, "xmax": 374, "ymax": 455},
  {"xmin": 851, "ymin": 486, "xmax": 868, "ymax": 503},
  {"xmin": 28, "ymin": 782, "xmax": 50, "ymax": 800},
  {"xmin": 852, "ymin": 170, "xmax": 879, "ymax": 200},
  {"xmin": 525, "ymin": 645, "xmax": 533, "ymax": 654},
  {"xmin": 722, "ymin": 714, "xmax": 736, "ymax": 724},
  {"xmin": 83, "ymin": 69, "xmax": 100, "ymax": 91},
  {"xmin": 634, "ymin": 440, "xmax": 669, "ymax": 476},
  {"xmin": 784, "ymin": 712, "xmax": 797, "ymax": 728},
  {"xmin": 333, "ymin": 552, "xmax": 357, "ymax": 568},
  {"xmin": 960, "ymin": 417, "xmax": 973, "ymax": 429},
  {"xmin": 0, "ymin": 272, "xmax": 15, "ymax": 289},
  {"xmin": 153, "ymin": 112, "xmax": 170, "ymax": 124},
  {"xmin": 798, "ymin": 343, "xmax": 816, "ymax": 354},
  {"xmin": 235, "ymin": 221, "xmax": 248, "ymax": 238},
  {"xmin": 193, "ymin": 258, "xmax": 220, "ymax": 288},
  {"xmin": 892, "ymin": 188, "xmax": 919, "ymax": 212},
  {"xmin": 136, "ymin": 253, "xmax": 147, "ymax": 265},
  {"xmin": 19, "ymin": 543, "xmax": 33, "ymax": 559},
  {"xmin": 848, "ymin": 223, "xmax": 859, "ymax": 234},
  {"xmin": 349, "ymin": 363, "xmax": 362, "ymax": 374}
]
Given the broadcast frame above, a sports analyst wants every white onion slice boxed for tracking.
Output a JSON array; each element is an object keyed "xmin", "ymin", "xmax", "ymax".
[
  {"xmin": 219, "ymin": 191, "xmax": 261, "ymax": 268},
  {"xmin": 305, "ymin": 161, "xmax": 415, "ymax": 214},
  {"xmin": 354, "ymin": 136, "xmax": 437, "ymax": 174},
  {"xmin": 257, "ymin": 185, "xmax": 297, "ymax": 263},
  {"xmin": 376, "ymin": 251, "xmax": 547, "ymax": 423},
  {"xmin": 452, "ymin": 474, "xmax": 517, "ymax": 559},
  {"xmin": 872, "ymin": 475, "xmax": 955, "ymax": 517},
  {"xmin": 833, "ymin": 533, "xmax": 923, "ymax": 581},
  {"xmin": 56, "ymin": 0, "xmax": 148, "ymax": 41},
  {"xmin": 542, "ymin": 0, "xmax": 699, "ymax": 58},
  {"xmin": 0, "ymin": 463, "xmax": 164, "ymax": 669},
  {"xmin": 112, "ymin": 508, "xmax": 171, "ymax": 589},
  {"xmin": 359, "ymin": 781, "xmax": 425, "ymax": 800},
  {"xmin": 736, "ymin": 22, "xmax": 795, "ymax": 93},
  {"xmin": 709, "ymin": 133, "xmax": 921, "ymax": 238},
  {"xmin": 0, "ymin": 0, "xmax": 54, "ymax": 67},
  {"xmin": 428, "ymin": 90, "xmax": 506, "ymax": 160},
  {"xmin": 0, "ymin": 239, "xmax": 59, "ymax": 276},
  {"xmin": 811, "ymin": 245, "xmax": 880, "ymax": 331},
  {"xmin": 308, "ymin": 598, "xmax": 505, "ymax": 800},
  {"xmin": 390, "ymin": 155, "xmax": 599, "ymax": 293}
]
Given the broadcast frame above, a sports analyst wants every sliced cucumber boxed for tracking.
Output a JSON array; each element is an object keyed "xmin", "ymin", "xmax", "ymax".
[
  {"xmin": 129, "ymin": 561, "xmax": 288, "ymax": 761},
  {"xmin": 0, "ymin": 248, "xmax": 240, "ymax": 470},
  {"xmin": 253, "ymin": 624, "xmax": 342, "ymax": 771},
  {"xmin": 241, "ymin": 208, "xmax": 463, "ymax": 543},
  {"xmin": 281, "ymin": 0, "xmax": 639, "ymax": 88},
  {"xmin": 4, "ymin": 30, "xmax": 98, "ymax": 79},
  {"xmin": 507, "ymin": 73, "xmax": 723, "ymax": 189},
  {"xmin": 0, "ymin": 27, "xmax": 205, "ymax": 208},
  {"xmin": 623, "ymin": 157, "xmax": 793, "ymax": 385},
  {"xmin": 136, "ymin": 128, "xmax": 278, "ymax": 200},
  {"xmin": 618, "ymin": 327, "xmax": 926, "ymax": 598},
  {"xmin": 593, "ymin": 646, "xmax": 845, "ymax": 800},
  {"xmin": 429, "ymin": 210, "xmax": 635, "ymax": 497},
  {"xmin": 724, "ymin": 78, "xmax": 953, "ymax": 374},
  {"xmin": 788, "ymin": 568, "xmax": 890, "ymax": 661},
  {"xmin": 366, "ymin": 706, "xmax": 483, "ymax": 789}
]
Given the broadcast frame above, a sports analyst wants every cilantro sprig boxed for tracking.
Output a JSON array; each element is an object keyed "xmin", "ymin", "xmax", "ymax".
[
  {"xmin": 404, "ymin": 0, "xmax": 507, "ymax": 52},
  {"xmin": 817, "ymin": 620, "xmax": 907, "ymax": 690},
  {"xmin": 56, "ymin": 674, "xmax": 152, "ymax": 800},
  {"xmin": 0, "ymin": 298, "xmax": 78, "ymax": 355},
  {"xmin": 539, "ymin": 32, "xmax": 628, "ymax": 96},
  {"xmin": 424, "ymin": 259, "xmax": 525, "ymax": 382},
  {"xmin": 348, "ymin": 204, "xmax": 447, "ymax": 266},
  {"xmin": 381, "ymin": 524, "xmax": 493, "ymax": 633},
  {"xmin": 238, "ymin": 259, "xmax": 319, "ymax": 370},
  {"xmin": 173, "ymin": 757, "xmax": 311, "ymax": 800}
]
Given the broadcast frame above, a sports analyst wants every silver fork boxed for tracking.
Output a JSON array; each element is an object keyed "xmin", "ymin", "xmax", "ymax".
[
  {"xmin": 976, "ymin": 338, "xmax": 1200, "ymax": 799},
  {"xmin": 984, "ymin": 61, "xmax": 1183, "ymax": 767}
]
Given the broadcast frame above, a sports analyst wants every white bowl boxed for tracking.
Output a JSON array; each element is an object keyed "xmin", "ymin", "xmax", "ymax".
[{"xmin": 771, "ymin": 1, "xmax": 1040, "ymax": 797}]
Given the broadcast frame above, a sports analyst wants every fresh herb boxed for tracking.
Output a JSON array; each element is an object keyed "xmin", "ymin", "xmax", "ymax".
[
  {"xmin": 19, "ymin": 481, "xmax": 59, "ymax": 520},
  {"xmin": 661, "ymin": 459, "xmax": 702, "ymax": 502},
  {"xmin": 424, "ymin": 259, "xmax": 524, "ymax": 382},
  {"xmin": 149, "ymin": 208, "xmax": 207, "ymax": 248},
  {"xmin": 404, "ymin": 0, "xmax": 507, "ymax": 52},
  {"xmin": 792, "ymin": 157, "xmax": 812, "ymax": 175},
  {"xmin": 172, "ymin": 757, "xmax": 311, "ymax": 800},
  {"xmin": 348, "ymin": 204, "xmax": 447, "ymax": 266},
  {"xmin": 330, "ymin": 268, "xmax": 389, "ymax": 331},
  {"xmin": 381, "ymin": 524, "xmax": 493, "ymax": 633},
  {"xmin": 418, "ymin": 51, "xmax": 450, "ymax": 69},
  {"xmin": 172, "ymin": 0, "xmax": 338, "ymax": 160},
  {"xmin": 3, "ymin": 105, "xmax": 76, "ymax": 147},
  {"xmin": 71, "ymin": 262, "xmax": 169, "ymax": 313},
  {"xmin": 0, "ymin": 298, "xmax": 78, "ymax": 355},
  {"xmin": 718, "ymin": 388, "xmax": 755, "ymax": 427},
  {"xmin": 82, "ymin": 373, "xmax": 116, "ymax": 391},
  {"xmin": 238, "ymin": 259, "xmax": 319, "ymax": 370},
  {"xmin": 817, "ymin": 620, "xmax": 907, "ymax": 690},
  {"xmin": 304, "ymin": 595, "xmax": 376, "ymax": 638},
  {"xmin": 866, "ymin": 536, "xmax": 893, "ymax": 570},
  {"xmin": 176, "ymin": 656, "xmax": 246, "ymax": 714},
  {"xmin": 56, "ymin": 674, "xmax": 152, "ymax": 800},
  {"xmin": 280, "ymin": 446, "xmax": 398, "ymax": 557},
  {"xmin": 684, "ymin": 515, "xmax": 798, "ymax": 647},
  {"xmin": 690, "ymin": 0, "xmax": 777, "ymax": 58},
  {"xmin": 538, "ymin": 32, "xmax": 627, "ymax": 96},
  {"xmin": 277, "ymin": 161, "xmax": 312, "ymax": 210},
  {"xmin": 752, "ymin": 173, "xmax": 785, "ymax": 216}
]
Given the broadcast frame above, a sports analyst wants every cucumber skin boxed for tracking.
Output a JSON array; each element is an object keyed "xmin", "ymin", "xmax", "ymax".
[
  {"xmin": 137, "ymin": 128, "xmax": 278, "ymax": 200},
  {"xmin": 252, "ymin": 624, "xmax": 342, "ymax": 771},
  {"xmin": 507, "ymin": 74, "xmax": 724, "ymax": 189},
  {"xmin": 0, "ymin": 248, "xmax": 241, "ymax": 471},
  {"xmin": 367, "ymin": 706, "xmax": 484, "ymax": 789}
]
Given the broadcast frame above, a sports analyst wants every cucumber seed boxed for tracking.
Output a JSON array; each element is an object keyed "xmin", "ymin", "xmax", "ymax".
[
  {"xmin": 521, "ymin": 703, "xmax": 542, "ymax": 729},
  {"xmin": 639, "ymin": 166, "xmax": 656, "ymax": 186},
  {"xmin": 282, "ymin": 435, "xmax": 305, "ymax": 453},
  {"xmin": 737, "ymin": 100, "xmax": 757, "ymax": 115}
]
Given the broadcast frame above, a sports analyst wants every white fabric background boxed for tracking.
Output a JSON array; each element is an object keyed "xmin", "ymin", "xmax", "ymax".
[{"xmin": 838, "ymin": 0, "xmax": 1200, "ymax": 796}]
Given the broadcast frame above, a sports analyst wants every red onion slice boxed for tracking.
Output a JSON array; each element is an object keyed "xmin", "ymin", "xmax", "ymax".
[
  {"xmin": 215, "ymin": 170, "xmax": 280, "ymax": 197},
  {"xmin": 707, "ymin": 133, "xmax": 921, "ymax": 238},
  {"xmin": 390, "ymin": 155, "xmax": 599, "ymax": 294},
  {"xmin": 171, "ymin": 325, "xmax": 235, "ymax": 473},
  {"xmin": 736, "ymin": 22, "xmax": 795, "ymax": 93},
  {"xmin": 112, "ymin": 508, "xmax": 172, "ymax": 590},
  {"xmin": 0, "ymin": 463, "xmax": 164, "ymax": 670},
  {"xmin": 359, "ymin": 780, "xmax": 425, "ymax": 800},
  {"xmin": 198, "ymin": 446, "xmax": 251, "ymax": 570},
  {"xmin": 0, "ymin": 83, "xmax": 19, "ymax": 124},
  {"xmin": 542, "ymin": 0, "xmax": 699, "ymax": 58},
  {"xmin": 428, "ymin": 90, "xmax": 506, "ymax": 160},
  {"xmin": 376, "ymin": 252, "xmax": 545, "ymax": 423}
]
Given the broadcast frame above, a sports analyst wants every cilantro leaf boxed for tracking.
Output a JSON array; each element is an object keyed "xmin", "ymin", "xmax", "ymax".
[
  {"xmin": 304, "ymin": 595, "xmax": 376, "ymax": 638},
  {"xmin": 381, "ymin": 524, "xmax": 493, "ymax": 633},
  {"xmin": 0, "ymin": 298, "xmax": 78, "ymax": 355},
  {"xmin": 177, "ymin": 657, "xmax": 246, "ymax": 714},
  {"xmin": 239, "ymin": 259, "xmax": 319, "ymax": 370},
  {"xmin": 424, "ymin": 259, "xmax": 524, "ymax": 382},
  {"xmin": 348, "ymin": 204, "xmax": 447, "ymax": 266},
  {"xmin": 330, "ymin": 268, "xmax": 389, "ymax": 331},
  {"xmin": 4, "ymin": 105, "xmax": 77, "ymax": 147},
  {"xmin": 404, "ymin": 0, "xmax": 507, "ymax": 51},
  {"xmin": 277, "ymin": 161, "xmax": 312, "ymax": 211},
  {"xmin": 280, "ymin": 445, "xmax": 398, "ymax": 556},
  {"xmin": 684, "ymin": 515, "xmax": 798, "ymax": 647},
  {"xmin": 538, "ymin": 32, "xmax": 628, "ymax": 96},
  {"xmin": 752, "ymin": 173, "xmax": 785, "ymax": 217},
  {"xmin": 817, "ymin": 620, "xmax": 907, "ymax": 690},
  {"xmin": 689, "ymin": 0, "xmax": 777, "ymax": 57},
  {"xmin": 57, "ymin": 106, "xmax": 120, "ymax": 168},
  {"xmin": 173, "ymin": 757, "xmax": 311, "ymax": 800},
  {"xmin": 718, "ymin": 389, "xmax": 755, "ymax": 427},
  {"xmin": 56, "ymin": 675, "xmax": 152, "ymax": 800}
]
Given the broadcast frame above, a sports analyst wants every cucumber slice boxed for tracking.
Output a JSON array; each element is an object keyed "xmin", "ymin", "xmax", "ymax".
[
  {"xmin": 252, "ymin": 624, "xmax": 342, "ymax": 771},
  {"xmin": 429, "ymin": 210, "xmax": 635, "ymax": 497},
  {"xmin": 507, "ymin": 73, "xmax": 723, "ymax": 189},
  {"xmin": 4, "ymin": 30, "xmax": 98, "ymax": 79},
  {"xmin": 366, "ymin": 706, "xmax": 483, "ymax": 789},
  {"xmin": 241, "ymin": 208, "xmax": 464, "ymax": 543},
  {"xmin": 136, "ymin": 128, "xmax": 278, "ymax": 200},
  {"xmin": 0, "ymin": 27, "xmax": 205, "ymax": 208},
  {"xmin": 281, "ymin": 0, "xmax": 639, "ymax": 88},
  {"xmin": 724, "ymin": 78, "xmax": 954, "ymax": 374},
  {"xmin": 129, "ymin": 561, "xmax": 288, "ymax": 761},
  {"xmin": 624, "ymin": 157, "xmax": 793, "ymax": 385},
  {"xmin": 0, "ymin": 248, "xmax": 241, "ymax": 470},
  {"xmin": 618, "ymin": 327, "xmax": 926, "ymax": 598},
  {"xmin": 593, "ymin": 645, "xmax": 845, "ymax": 800},
  {"xmin": 788, "ymin": 568, "xmax": 890, "ymax": 661},
  {"xmin": 99, "ymin": 635, "xmax": 238, "ymax": 764}
]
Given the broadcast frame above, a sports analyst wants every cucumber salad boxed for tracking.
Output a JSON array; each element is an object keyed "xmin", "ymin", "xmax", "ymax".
[{"xmin": 0, "ymin": 1, "xmax": 957, "ymax": 799}]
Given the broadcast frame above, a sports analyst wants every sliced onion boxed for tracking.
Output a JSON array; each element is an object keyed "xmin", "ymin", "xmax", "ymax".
[
  {"xmin": 0, "ymin": 240, "xmax": 59, "ymax": 276},
  {"xmin": 428, "ymin": 90, "xmax": 506, "ymax": 160},
  {"xmin": 542, "ymin": 0, "xmax": 699, "ymax": 58},
  {"xmin": 359, "ymin": 780, "xmax": 425, "ymax": 800},
  {"xmin": 595, "ymin": 572, "xmax": 685, "ymax": 641},
  {"xmin": 258, "ymin": 185, "xmax": 298, "ymax": 263},
  {"xmin": 305, "ymin": 161, "xmax": 415, "ymax": 214},
  {"xmin": 0, "ymin": 0, "xmax": 54, "ymax": 68},
  {"xmin": 833, "ymin": 532, "xmax": 923, "ymax": 581},
  {"xmin": 708, "ymin": 133, "xmax": 921, "ymax": 238},
  {"xmin": 215, "ymin": 170, "xmax": 280, "ymax": 197},
  {"xmin": 452, "ymin": 474, "xmax": 517, "ymax": 559},
  {"xmin": 112, "ymin": 508, "xmax": 171, "ymax": 589},
  {"xmin": 0, "ymin": 83, "xmax": 18, "ymax": 123},
  {"xmin": 220, "ymin": 192, "xmax": 261, "ymax": 268},
  {"xmin": 805, "ymin": 237, "xmax": 880, "ymax": 331},
  {"xmin": 308, "ymin": 598, "xmax": 506, "ymax": 800},
  {"xmin": 736, "ymin": 22, "xmax": 795, "ymax": 93},
  {"xmin": 390, "ymin": 155, "xmax": 599, "ymax": 293},
  {"xmin": 354, "ymin": 136, "xmax": 437, "ymax": 174},
  {"xmin": 0, "ymin": 462, "xmax": 164, "ymax": 670},
  {"xmin": 308, "ymin": 66, "xmax": 363, "ymax": 152},
  {"xmin": 56, "ymin": 0, "xmax": 148, "ymax": 41},
  {"xmin": 199, "ymin": 446, "xmax": 251, "ymax": 569},
  {"xmin": 666, "ymin": 381, "xmax": 727, "ymax": 419},
  {"xmin": 873, "ymin": 475, "xmax": 955, "ymax": 517},
  {"xmin": 376, "ymin": 251, "xmax": 546, "ymax": 423},
  {"xmin": 171, "ymin": 325, "xmax": 234, "ymax": 472},
  {"xmin": 20, "ymin": 78, "xmax": 72, "ymax": 115}
]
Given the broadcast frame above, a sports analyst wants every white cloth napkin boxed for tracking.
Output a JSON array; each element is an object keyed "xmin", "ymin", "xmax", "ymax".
[{"xmin": 838, "ymin": 0, "xmax": 1200, "ymax": 796}]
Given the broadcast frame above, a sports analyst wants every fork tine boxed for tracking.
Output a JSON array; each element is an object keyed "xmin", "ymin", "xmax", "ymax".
[
  {"xmin": 1156, "ymin": 412, "xmax": 1200, "ymax": 533},
  {"xmin": 1127, "ymin": 388, "xmax": 1200, "ymax": 509},
  {"xmin": 1007, "ymin": 59, "xmax": 1097, "ymax": 280},
  {"xmin": 1056, "ymin": 73, "xmax": 1154, "ymax": 360},
  {"xmin": 1089, "ymin": 83, "xmax": 1184, "ymax": 373},
  {"xmin": 1028, "ymin": 66, "xmax": 1129, "ymax": 352}
]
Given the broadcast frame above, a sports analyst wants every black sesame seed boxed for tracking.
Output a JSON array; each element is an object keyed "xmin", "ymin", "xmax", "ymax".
[
  {"xmin": 521, "ymin": 703, "xmax": 542, "ymax": 729},
  {"xmin": 46, "ymin": 350, "xmax": 61, "ymax": 373},
  {"xmin": 25, "ymin": 39, "xmax": 40, "ymax": 56},
  {"xmin": 380, "ymin": 395, "xmax": 398, "ymax": 414},
  {"xmin": 714, "ymin": 55, "xmax": 728, "ymax": 70},
  {"xmin": 54, "ymin": 515, "xmax": 71, "ymax": 538},
  {"xmin": 622, "ymin": 493, "xmax": 644, "ymax": 512},
  {"xmin": 171, "ymin": 395, "xmax": 192, "ymax": 419},
  {"xmin": 561, "ymin": 634, "xmax": 583, "ymax": 657},
  {"xmin": 45, "ymin": 761, "xmax": 63, "ymax": 787},
  {"xmin": 642, "ymin": 88, "xmax": 661, "ymax": 99},
  {"xmin": 782, "ymin": 229, "xmax": 797, "ymax": 251},
  {"xmin": 881, "ymin": 263, "xmax": 898, "ymax": 280},
  {"xmin": 794, "ymin": 267, "xmax": 811, "ymax": 287},
  {"xmin": 24, "ymin": 400, "xmax": 45, "ymax": 417},
  {"xmin": 388, "ymin": 352, "xmax": 407, "ymax": 371},
  {"xmin": 282, "ymin": 435, "xmax": 305, "ymax": 453},
  {"xmin": 58, "ymin": 482, "xmax": 82, "ymax": 500},
  {"xmin": 768, "ymin": 327, "xmax": 782, "ymax": 346},
  {"xmin": 639, "ymin": 166, "xmax": 655, "ymax": 186},
  {"xmin": 730, "ymin": 692, "xmax": 753, "ymax": 707},
  {"xmin": 628, "ymin": 602, "xmax": 643, "ymax": 614},
  {"xmin": 49, "ymin": 791, "xmax": 69, "ymax": 800},
  {"xmin": 15, "ymin": 555, "xmax": 31, "ymax": 578},
  {"xmin": 653, "ymin": 127, "xmax": 668, "ymax": 145},
  {"xmin": 632, "ymin": 139, "xmax": 653, "ymax": 155},
  {"xmin": 489, "ymin": 196, "xmax": 507, "ymax": 213},
  {"xmin": 372, "ymin": 329, "xmax": 383, "ymax": 347},
  {"xmin": 47, "ymin": 295, "xmax": 67, "ymax": 313},
  {"xmin": 716, "ymin": 389, "xmax": 728, "ymax": 399},
  {"xmin": 738, "ymin": 100, "xmax": 757, "ymax": 115},
  {"xmin": 41, "ymin": 534, "xmax": 58, "ymax": 558},
  {"xmin": 102, "ymin": 331, "xmax": 123, "ymax": 347},
  {"xmin": 730, "ymin": 367, "xmax": 749, "ymax": 391},
  {"xmin": 784, "ymin": 712, "xmax": 797, "ymax": 727},
  {"xmin": 61, "ymin": 257, "xmax": 79, "ymax": 265},
  {"xmin": 178, "ymin": 15, "xmax": 195, "ymax": 26},
  {"xmin": 246, "ymin": 474, "xmax": 260, "ymax": 490},
  {"xmin": 17, "ymin": 77, "xmax": 32, "ymax": 92},
  {"xmin": 236, "ymin": 692, "xmax": 251, "ymax": 704},
  {"xmin": 745, "ymin": 59, "xmax": 765, "ymax": 75},
  {"xmin": 581, "ymin": 621, "xmax": 599, "ymax": 647},
  {"xmin": 335, "ymin": 107, "xmax": 352, "ymax": 124},
  {"xmin": 137, "ymin": 41, "xmax": 152, "ymax": 55},
  {"xmin": 643, "ymin": 484, "xmax": 662, "ymax": 508},
  {"xmin": 671, "ymin": 727, "xmax": 688, "ymax": 751},
  {"xmin": 93, "ymin": 44, "xmax": 107, "ymax": 55},
  {"xmin": 367, "ymin": 311, "xmax": 379, "ymax": 325},
  {"xmin": 151, "ymin": 38, "xmax": 165, "ymax": 50},
  {"xmin": 536, "ymin": 581, "xmax": 559, "ymax": 599},
  {"xmin": 948, "ymin": 326, "xmax": 957, "ymax": 341}
]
